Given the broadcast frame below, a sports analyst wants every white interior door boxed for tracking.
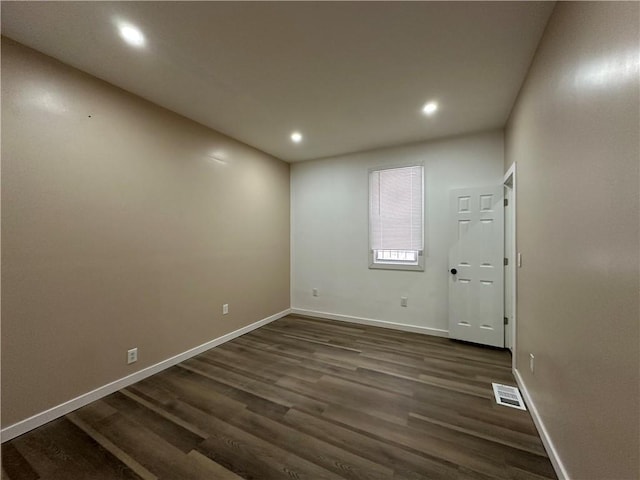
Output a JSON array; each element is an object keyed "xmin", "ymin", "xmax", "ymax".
[
  {"xmin": 503, "ymin": 183, "xmax": 514, "ymax": 351},
  {"xmin": 448, "ymin": 186, "xmax": 504, "ymax": 347}
]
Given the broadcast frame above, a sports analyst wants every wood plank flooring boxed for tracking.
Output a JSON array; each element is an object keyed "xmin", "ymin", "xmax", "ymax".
[{"xmin": 2, "ymin": 315, "xmax": 556, "ymax": 480}]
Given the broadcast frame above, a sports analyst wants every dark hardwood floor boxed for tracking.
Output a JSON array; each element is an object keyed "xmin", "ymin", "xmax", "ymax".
[{"xmin": 2, "ymin": 315, "xmax": 556, "ymax": 480}]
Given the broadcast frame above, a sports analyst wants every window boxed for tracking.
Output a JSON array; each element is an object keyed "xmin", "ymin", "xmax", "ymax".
[{"xmin": 369, "ymin": 165, "xmax": 424, "ymax": 270}]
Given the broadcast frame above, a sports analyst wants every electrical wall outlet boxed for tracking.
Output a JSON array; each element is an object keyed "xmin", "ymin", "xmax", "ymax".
[
  {"xmin": 222, "ymin": 303, "xmax": 229, "ymax": 315},
  {"xmin": 127, "ymin": 348, "xmax": 138, "ymax": 365},
  {"xmin": 400, "ymin": 296, "xmax": 408, "ymax": 307},
  {"xmin": 312, "ymin": 288, "xmax": 319, "ymax": 297},
  {"xmin": 529, "ymin": 353, "xmax": 535, "ymax": 374}
]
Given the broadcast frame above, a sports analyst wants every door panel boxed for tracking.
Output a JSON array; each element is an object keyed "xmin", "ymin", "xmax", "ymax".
[
  {"xmin": 504, "ymin": 184, "xmax": 514, "ymax": 351},
  {"xmin": 449, "ymin": 186, "xmax": 504, "ymax": 347}
]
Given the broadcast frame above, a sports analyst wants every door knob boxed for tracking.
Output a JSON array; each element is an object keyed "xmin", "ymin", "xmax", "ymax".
[{"xmin": 450, "ymin": 268, "xmax": 458, "ymax": 275}]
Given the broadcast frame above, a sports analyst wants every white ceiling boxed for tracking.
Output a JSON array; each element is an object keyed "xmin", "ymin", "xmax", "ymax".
[{"xmin": 1, "ymin": 1, "xmax": 554, "ymax": 162}]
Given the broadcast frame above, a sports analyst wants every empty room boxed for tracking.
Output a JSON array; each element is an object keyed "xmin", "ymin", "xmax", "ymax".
[{"xmin": 1, "ymin": 1, "xmax": 638, "ymax": 479}]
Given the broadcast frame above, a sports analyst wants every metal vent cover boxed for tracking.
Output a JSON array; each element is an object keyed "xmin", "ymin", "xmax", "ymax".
[{"xmin": 492, "ymin": 383, "xmax": 526, "ymax": 410}]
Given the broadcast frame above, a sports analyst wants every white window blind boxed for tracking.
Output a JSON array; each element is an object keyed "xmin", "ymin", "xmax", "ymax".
[{"xmin": 369, "ymin": 165, "xmax": 424, "ymax": 269}]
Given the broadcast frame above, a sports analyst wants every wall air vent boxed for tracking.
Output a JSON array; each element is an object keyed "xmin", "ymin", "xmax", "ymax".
[{"xmin": 492, "ymin": 383, "xmax": 526, "ymax": 410}]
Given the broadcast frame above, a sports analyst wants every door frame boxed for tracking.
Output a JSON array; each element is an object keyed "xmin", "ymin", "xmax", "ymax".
[{"xmin": 503, "ymin": 162, "xmax": 517, "ymax": 369}]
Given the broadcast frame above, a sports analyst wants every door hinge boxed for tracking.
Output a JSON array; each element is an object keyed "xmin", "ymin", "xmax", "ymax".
[
  {"xmin": 504, "ymin": 198, "xmax": 509, "ymax": 207},
  {"xmin": 504, "ymin": 258, "xmax": 509, "ymax": 266},
  {"xmin": 504, "ymin": 317, "xmax": 509, "ymax": 325}
]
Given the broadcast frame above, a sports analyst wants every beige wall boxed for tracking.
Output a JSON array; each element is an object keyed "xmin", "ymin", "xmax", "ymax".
[
  {"xmin": 505, "ymin": 3, "xmax": 639, "ymax": 479},
  {"xmin": 1, "ymin": 38, "xmax": 290, "ymax": 427}
]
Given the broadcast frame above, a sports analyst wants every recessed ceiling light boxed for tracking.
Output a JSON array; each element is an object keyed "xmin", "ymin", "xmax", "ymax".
[
  {"xmin": 422, "ymin": 101, "xmax": 438, "ymax": 116},
  {"xmin": 291, "ymin": 131, "xmax": 303, "ymax": 143},
  {"xmin": 119, "ymin": 24, "xmax": 145, "ymax": 47}
]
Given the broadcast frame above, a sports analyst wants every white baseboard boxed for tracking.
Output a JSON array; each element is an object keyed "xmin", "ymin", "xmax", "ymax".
[
  {"xmin": 513, "ymin": 368, "xmax": 569, "ymax": 480},
  {"xmin": 290, "ymin": 308, "xmax": 449, "ymax": 338},
  {"xmin": 1, "ymin": 308, "xmax": 291, "ymax": 443}
]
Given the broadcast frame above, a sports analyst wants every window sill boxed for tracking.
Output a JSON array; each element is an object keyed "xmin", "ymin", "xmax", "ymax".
[{"xmin": 369, "ymin": 262, "xmax": 424, "ymax": 272}]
